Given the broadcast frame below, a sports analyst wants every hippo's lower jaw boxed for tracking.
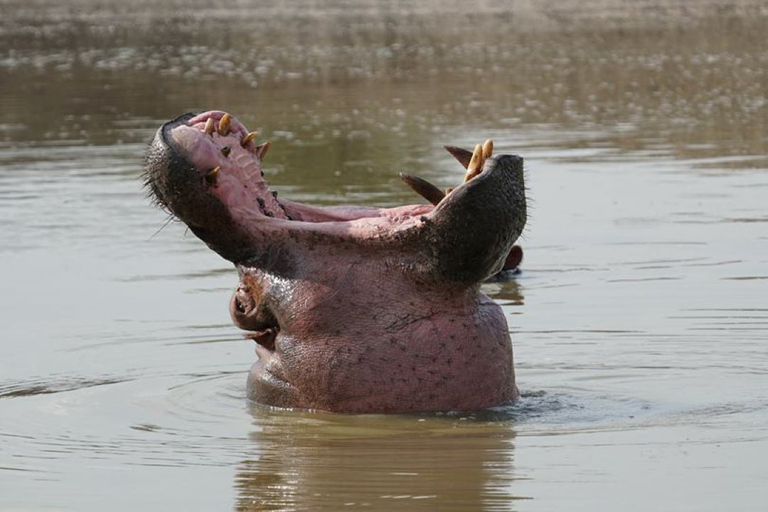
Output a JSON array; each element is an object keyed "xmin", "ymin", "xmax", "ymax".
[{"xmin": 145, "ymin": 111, "xmax": 527, "ymax": 413}]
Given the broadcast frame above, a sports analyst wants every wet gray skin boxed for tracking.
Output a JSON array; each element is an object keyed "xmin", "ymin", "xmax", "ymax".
[{"xmin": 145, "ymin": 110, "xmax": 527, "ymax": 413}]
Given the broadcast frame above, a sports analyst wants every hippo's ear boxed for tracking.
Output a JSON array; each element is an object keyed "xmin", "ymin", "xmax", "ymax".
[{"xmin": 415, "ymin": 155, "xmax": 527, "ymax": 285}]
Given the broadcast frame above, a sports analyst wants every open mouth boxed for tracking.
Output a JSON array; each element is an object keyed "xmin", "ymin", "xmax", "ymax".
[
  {"xmin": 157, "ymin": 110, "xmax": 435, "ymax": 228},
  {"xmin": 175, "ymin": 110, "xmax": 500, "ymax": 216},
  {"xmin": 145, "ymin": 110, "xmax": 526, "ymax": 283}
]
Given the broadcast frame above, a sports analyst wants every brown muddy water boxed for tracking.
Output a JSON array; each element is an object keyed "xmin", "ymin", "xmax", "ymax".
[{"xmin": 1, "ymin": 0, "xmax": 767, "ymax": 510}]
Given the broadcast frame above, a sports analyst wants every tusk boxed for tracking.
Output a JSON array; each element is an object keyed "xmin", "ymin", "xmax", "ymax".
[
  {"xmin": 241, "ymin": 131, "xmax": 258, "ymax": 147},
  {"xmin": 205, "ymin": 166, "xmax": 220, "ymax": 185},
  {"xmin": 399, "ymin": 173, "xmax": 445, "ymax": 206},
  {"xmin": 464, "ymin": 143, "xmax": 484, "ymax": 182},
  {"xmin": 482, "ymin": 139, "xmax": 493, "ymax": 160},
  {"xmin": 444, "ymin": 145, "xmax": 473, "ymax": 169},
  {"xmin": 218, "ymin": 114, "xmax": 231, "ymax": 136},
  {"xmin": 204, "ymin": 118, "xmax": 215, "ymax": 136},
  {"xmin": 255, "ymin": 141, "xmax": 271, "ymax": 160}
]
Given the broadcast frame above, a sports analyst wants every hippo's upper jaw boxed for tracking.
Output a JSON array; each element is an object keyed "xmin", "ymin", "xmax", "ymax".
[{"xmin": 145, "ymin": 111, "xmax": 527, "ymax": 413}]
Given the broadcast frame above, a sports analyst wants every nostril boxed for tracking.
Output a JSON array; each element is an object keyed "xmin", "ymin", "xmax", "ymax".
[
  {"xmin": 230, "ymin": 282, "xmax": 278, "ymax": 333},
  {"xmin": 235, "ymin": 296, "xmax": 246, "ymax": 314},
  {"xmin": 230, "ymin": 290, "xmax": 253, "ymax": 326}
]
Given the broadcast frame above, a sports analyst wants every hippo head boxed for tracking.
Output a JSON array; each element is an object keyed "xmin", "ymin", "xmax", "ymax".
[{"xmin": 144, "ymin": 111, "xmax": 526, "ymax": 413}]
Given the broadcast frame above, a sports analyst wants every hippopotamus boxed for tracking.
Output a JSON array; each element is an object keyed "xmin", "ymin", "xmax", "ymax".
[{"xmin": 144, "ymin": 111, "xmax": 527, "ymax": 413}]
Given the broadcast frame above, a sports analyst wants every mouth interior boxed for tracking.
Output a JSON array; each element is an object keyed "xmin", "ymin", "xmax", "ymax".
[
  {"xmin": 171, "ymin": 111, "xmax": 291, "ymax": 221},
  {"xmin": 169, "ymin": 110, "xmax": 435, "ymax": 233}
]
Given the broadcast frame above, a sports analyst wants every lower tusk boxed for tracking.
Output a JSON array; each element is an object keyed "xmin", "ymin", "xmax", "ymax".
[
  {"xmin": 482, "ymin": 139, "xmax": 493, "ymax": 160},
  {"xmin": 444, "ymin": 145, "xmax": 473, "ymax": 169},
  {"xmin": 465, "ymin": 143, "xmax": 485, "ymax": 182},
  {"xmin": 399, "ymin": 173, "xmax": 445, "ymax": 206}
]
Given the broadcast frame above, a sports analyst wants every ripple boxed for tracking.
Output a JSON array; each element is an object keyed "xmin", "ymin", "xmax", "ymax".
[{"xmin": 0, "ymin": 377, "xmax": 130, "ymax": 399}]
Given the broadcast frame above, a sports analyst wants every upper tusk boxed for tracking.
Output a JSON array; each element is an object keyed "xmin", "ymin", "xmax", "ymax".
[
  {"xmin": 444, "ymin": 145, "xmax": 473, "ymax": 169},
  {"xmin": 204, "ymin": 118, "xmax": 215, "ymax": 136},
  {"xmin": 241, "ymin": 131, "xmax": 258, "ymax": 147},
  {"xmin": 255, "ymin": 141, "xmax": 271, "ymax": 160},
  {"xmin": 218, "ymin": 114, "xmax": 231, "ymax": 136}
]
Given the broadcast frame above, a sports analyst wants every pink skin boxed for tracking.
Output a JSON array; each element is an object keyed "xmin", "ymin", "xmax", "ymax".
[
  {"xmin": 235, "ymin": 269, "xmax": 516, "ymax": 413},
  {"xmin": 147, "ymin": 110, "xmax": 525, "ymax": 413},
  {"xmin": 176, "ymin": 111, "xmax": 434, "ymax": 239}
]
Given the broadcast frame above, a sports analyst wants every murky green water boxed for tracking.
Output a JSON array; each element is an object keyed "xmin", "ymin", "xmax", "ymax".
[{"xmin": 1, "ymin": 1, "xmax": 767, "ymax": 510}]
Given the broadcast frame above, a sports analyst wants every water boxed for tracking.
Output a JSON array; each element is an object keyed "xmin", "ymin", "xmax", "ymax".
[{"xmin": 1, "ymin": 0, "xmax": 767, "ymax": 510}]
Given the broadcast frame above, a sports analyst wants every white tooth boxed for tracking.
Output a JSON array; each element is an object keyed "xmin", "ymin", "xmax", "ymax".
[
  {"xmin": 464, "ymin": 143, "xmax": 484, "ymax": 182},
  {"xmin": 205, "ymin": 166, "xmax": 220, "ymax": 185},
  {"xmin": 482, "ymin": 139, "xmax": 493, "ymax": 159},
  {"xmin": 256, "ymin": 141, "xmax": 271, "ymax": 160},
  {"xmin": 241, "ymin": 131, "xmax": 258, "ymax": 147},
  {"xmin": 204, "ymin": 118, "xmax": 215, "ymax": 135}
]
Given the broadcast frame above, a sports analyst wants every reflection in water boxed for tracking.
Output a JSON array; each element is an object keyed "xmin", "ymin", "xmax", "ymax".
[
  {"xmin": 0, "ymin": 376, "xmax": 128, "ymax": 398},
  {"xmin": 236, "ymin": 407, "xmax": 520, "ymax": 511},
  {"xmin": 484, "ymin": 277, "xmax": 525, "ymax": 307}
]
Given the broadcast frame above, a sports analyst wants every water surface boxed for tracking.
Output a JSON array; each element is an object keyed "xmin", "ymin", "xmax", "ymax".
[{"xmin": 1, "ymin": 1, "xmax": 767, "ymax": 510}]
